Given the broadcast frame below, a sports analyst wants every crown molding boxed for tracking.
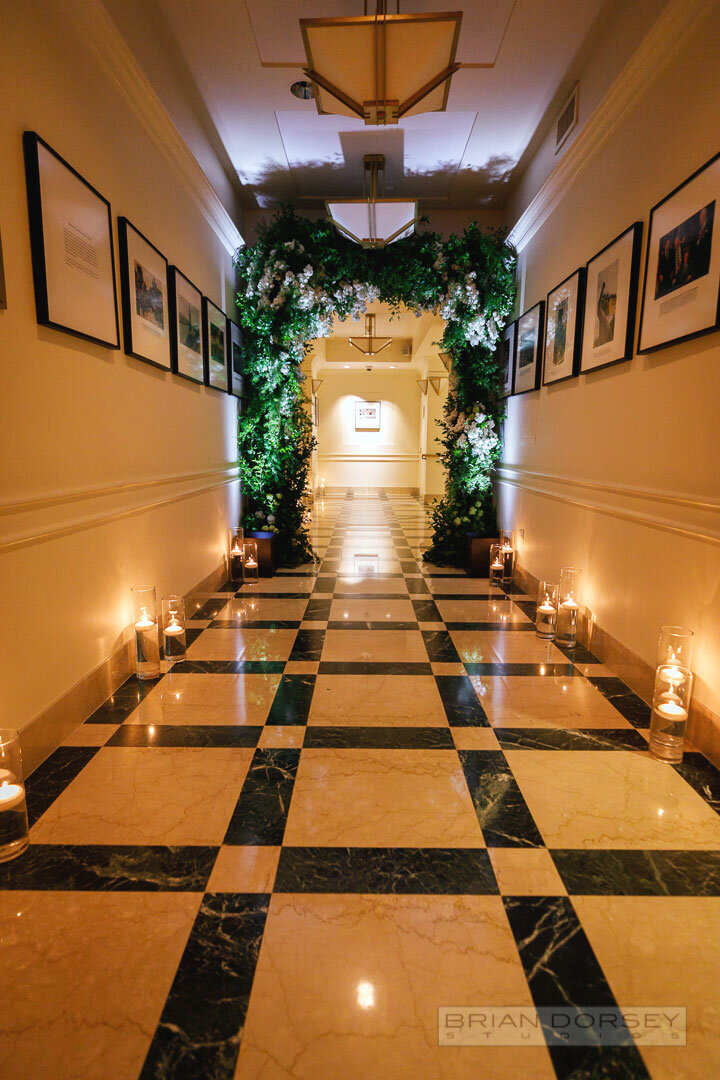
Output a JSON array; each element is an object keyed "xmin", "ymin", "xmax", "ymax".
[
  {"xmin": 507, "ymin": 0, "xmax": 716, "ymax": 253},
  {"xmin": 57, "ymin": 0, "xmax": 243, "ymax": 255}
]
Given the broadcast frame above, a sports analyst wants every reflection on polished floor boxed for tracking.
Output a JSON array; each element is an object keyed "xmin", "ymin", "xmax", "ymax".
[{"xmin": 2, "ymin": 491, "xmax": 720, "ymax": 1079}]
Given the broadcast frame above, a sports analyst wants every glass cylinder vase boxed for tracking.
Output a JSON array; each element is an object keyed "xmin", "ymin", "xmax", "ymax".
[
  {"xmin": 0, "ymin": 730, "xmax": 29, "ymax": 863},
  {"xmin": 131, "ymin": 585, "xmax": 161, "ymax": 679},
  {"xmin": 556, "ymin": 567, "xmax": 582, "ymax": 647},
  {"xmin": 536, "ymin": 581, "xmax": 558, "ymax": 640},
  {"xmin": 162, "ymin": 595, "xmax": 187, "ymax": 662},
  {"xmin": 649, "ymin": 625, "xmax": 694, "ymax": 763},
  {"xmin": 243, "ymin": 539, "xmax": 259, "ymax": 584},
  {"xmin": 229, "ymin": 527, "xmax": 244, "ymax": 582},
  {"xmin": 489, "ymin": 543, "xmax": 504, "ymax": 587},
  {"xmin": 499, "ymin": 530, "xmax": 514, "ymax": 585}
]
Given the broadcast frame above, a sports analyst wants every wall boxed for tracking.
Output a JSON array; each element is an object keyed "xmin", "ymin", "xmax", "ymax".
[
  {"xmin": 500, "ymin": 0, "xmax": 720, "ymax": 716},
  {"xmin": 0, "ymin": 1, "xmax": 240, "ymax": 740},
  {"xmin": 316, "ymin": 370, "xmax": 422, "ymax": 490}
]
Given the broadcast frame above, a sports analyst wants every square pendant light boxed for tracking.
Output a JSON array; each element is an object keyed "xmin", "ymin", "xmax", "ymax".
[{"xmin": 326, "ymin": 153, "xmax": 418, "ymax": 248}]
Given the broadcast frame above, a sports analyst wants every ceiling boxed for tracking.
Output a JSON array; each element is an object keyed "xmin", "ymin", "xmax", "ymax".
[
  {"xmin": 139, "ymin": 0, "xmax": 614, "ymax": 212},
  {"xmin": 307, "ymin": 302, "xmax": 446, "ymax": 372}
]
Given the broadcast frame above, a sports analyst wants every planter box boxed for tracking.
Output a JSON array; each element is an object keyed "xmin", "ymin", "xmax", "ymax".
[
  {"xmin": 465, "ymin": 534, "xmax": 499, "ymax": 577},
  {"xmin": 247, "ymin": 531, "xmax": 278, "ymax": 577}
]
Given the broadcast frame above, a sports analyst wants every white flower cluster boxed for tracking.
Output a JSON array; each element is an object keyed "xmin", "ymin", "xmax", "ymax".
[
  {"xmin": 447, "ymin": 405, "xmax": 499, "ymax": 494},
  {"xmin": 437, "ymin": 271, "xmax": 502, "ymax": 348}
]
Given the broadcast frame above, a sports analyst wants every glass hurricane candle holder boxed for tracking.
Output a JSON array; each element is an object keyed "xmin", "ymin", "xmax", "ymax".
[
  {"xmin": 499, "ymin": 530, "xmax": 514, "ymax": 584},
  {"xmin": 556, "ymin": 567, "xmax": 582, "ymax": 647},
  {"xmin": 162, "ymin": 595, "xmax": 187, "ymax": 662},
  {"xmin": 243, "ymin": 539, "xmax": 259, "ymax": 584},
  {"xmin": 649, "ymin": 625, "xmax": 694, "ymax": 763},
  {"xmin": 131, "ymin": 585, "xmax": 161, "ymax": 679},
  {"xmin": 229, "ymin": 527, "xmax": 244, "ymax": 581},
  {"xmin": 536, "ymin": 581, "xmax": 559, "ymax": 640},
  {"xmin": 0, "ymin": 730, "xmax": 29, "ymax": 862},
  {"xmin": 489, "ymin": 543, "xmax": 504, "ymax": 587}
]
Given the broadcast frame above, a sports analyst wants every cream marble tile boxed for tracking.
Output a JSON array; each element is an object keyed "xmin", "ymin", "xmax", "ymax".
[
  {"xmin": 300, "ymin": 621, "xmax": 327, "ymax": 630},
  {"xmin": 431, "ymin": 662, "xmax": 468, "ymax": 676},
  {"xmin": 251, "ymin": 578, "xmax": 315, "ymax": 593},
  {"xmin": 0, "ymin": 891, "xmax": 199, "ymax": 1080},
  {"xmin": 507, "ymin": 750, "xmax": 720, "ymax": 849},
  {"xmin": 488, "ymin": 848, "xmax": 567, "ymax": 896},
  {"xmin": 62, "ymin": 724, "xmax": 119, "ymax": 746},
  {"xmin": 284, "ymin": 749, "xmax": 484, "ymax": 847},
  {"xmin": 30, "ymin": 747, "xmax": 252, "ymax": 845},
  {"xmin": 329, "ymin": 599, "xmax": 416, "ymax": 622},
  {"xmin": 451, "ymin": 631, "xmax": 567, "ymax": 665},
  {"xmin": 284, "ymin": 661, "xmax": 319, "ymax": 675},
  {"xmin": 435, "ymin": 599, "xmax": 531, "ymax": 623},
  {"xmin": 308, "ymin": 675, "xmax": 448, "ymax": 726},
  {"xmin": 258, "ymin": 726, "xmax": 305, "ymax": 748},
  {"xmin": 322, "ymin": 629, "xmax": 427, "ymax": 663},
  {"xmin": 186, "ymin": 628, "xmax": 297, "ymax": 661},
  {"xmin": 451, "ymin": 728, "xmax": 501, "ymax": 751},
  {"xmin": 471, "ymin": 676, "xmax": 633, "ymax": 728},
  {"xmin": 427, "ymin": 578, "xmax": 487, "ymax": 595},
  {"xmin": 126, "ymin": 673, "xmax": 281, "ymax": 725},
  {"xmin": 221, "ymin": 598, "xmax": 309, "ymax": 621},
  {"xmin": 207, "ymin": 846, "xmax": 280, "ymax": 893},
  {"xmin": 334, "ymin": 577, "xmax": 409, "ymax": 595},
  {"xmin": 235, "ymin": 893, "xmax": 554, "ymax": 1080}
]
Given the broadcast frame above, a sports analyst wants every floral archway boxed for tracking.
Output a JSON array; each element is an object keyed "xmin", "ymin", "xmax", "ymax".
[{"xmin": 234, "ymin": 208, "xmax": 516, "ymax": 566}]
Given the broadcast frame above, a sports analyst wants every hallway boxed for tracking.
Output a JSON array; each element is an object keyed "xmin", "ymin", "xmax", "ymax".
[{"xmin": 2, "ymin": 491, "xmax": 720, "ymax": 1079}]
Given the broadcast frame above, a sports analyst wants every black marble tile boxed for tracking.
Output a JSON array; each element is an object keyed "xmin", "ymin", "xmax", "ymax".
[
  {"xmin": 191, "ymin": 597, "xmax": 229, "ymax": 620},
  {"xmin": 406, "ymin": 578, "xmax": 430, "ymax": 594},
  {"xmin": 411, "ymin": 599, "xmax": 443, "ymax": 622},
  {"xmin": 303, "ymin": 727, "xmax": 454, "ymax": 749},
  {"xmin": 170, "ymin": 660, "xmax": 286, "ymax": 674},
  {"xmin": 216, "ymin": 578, "xmax": 238, "ymax": 593},
  {"xmin": 107, "ymin": 725, "xmax": 262, "ymax": 748},
  {"xmin": 139, "ymin": 893, "xmax": 268, "ymax": 1080},
  {"xmin": 587, "ymin": 677, "xmax": 652, "ymax": 728},
  {"xmin": 210, "ymin": 620, "xmax": 301, "ymax": 630},
  {"xmin": 333, "ymin": 592, "xmax": 409, "ymax": 600},
  {"xmin": 319, "ymin": 561, "xmax": 338, "ymax": 573},
  {"xmin": 422, "ymin": 629, "xmax": 461, "ymax": 663},
  {"xmin": 555, "ymin": 643, "xmax": 601, "ymax": 663},
  {"xmin": 673, "ymin": 752, "xmax": 720, "ymax": 816},
  {"xmin": 313, "ymin": 576, "xmax": 337, "ymax": 592},
  {"xmin": 495, "ymin": 728, "xmax": 648, "ymax": 752},
  {"xmin": 184, "ymin": 627, "xmax": 205, "ymax": 648},
  {"xmin": 304, "ymin": 597, "xmax": 332, "ymax": 620},
  {"xmin": 318, "ymin": 661, "xmax": 432, "ymax": 675},
  {"xmin": 459, "ymin": 750, "xmax": 544, "ymax": 847},
  {"xmin": 0, "ymin": 844, "xmax": 216, "ymax": 892},
  {"xmin": 275, "ymin": 846, "xmax": 498, "ymax": 894},
  {"xmin": 508, "ymin": 600, "xmax": 537, "ymax": 622},
  {"xmin": 435, "ymin": 675, "xmax": 490, "ymax": 727},
  {"xmin": 327, "ymin": 621, "xmax": 418, "ymax": 630},
  {"xmin": 395, "ymin": 547, "xmax": 414, "ymax": 558},
  {"xmin": 84, "ymin": 675, "xmax": 157, "ymax": 724},
  {"xmin": 275, "ymin": 570, "xmax": 316, "ymax": 577},
  {"xmin": 26, "ymin": 747, "xmax": 98, "ymax": 827},
  {"xmin": 400, "ymin": 560, "xmax": 419, "ymax": 573},
  {"xmin": 224, "ymin": 748, "xmax": 300, "ymax": 845},
  {"xmin": 289, "ymin": 628, "xmax": 325, "ymax": 661},
  {"xmin": 552, "ymin": 848, "xmax": 720, "ymax": 896},
  {"xmin": 464, "ymin": 663, "xmax": 578, "ymax": 677},
  {"xmin": 268, "ymin": 674, "xmax": 315, "ymax": 725}
]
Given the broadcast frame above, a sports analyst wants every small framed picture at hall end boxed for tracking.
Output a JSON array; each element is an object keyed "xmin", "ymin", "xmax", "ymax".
[{"xmin": 638, "ymin": 151, "xmax": 720, "ymax": 353}]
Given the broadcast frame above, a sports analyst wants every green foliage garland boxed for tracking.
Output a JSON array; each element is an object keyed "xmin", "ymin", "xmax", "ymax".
[{"xmin": 234, "ymin": 208, "xmax": 516, "ymax": 566}]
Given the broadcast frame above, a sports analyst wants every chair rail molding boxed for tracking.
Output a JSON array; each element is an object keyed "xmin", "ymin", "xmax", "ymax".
[{"xmin": 56, "ymin": 0, "xmax": 243, "ymax": 255}]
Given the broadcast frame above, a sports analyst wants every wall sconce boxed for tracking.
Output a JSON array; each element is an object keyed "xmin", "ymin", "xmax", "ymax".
[
  {"xmin": 229, "ymin": 527, "xmax": 244, "ymax": 581},
  {"xmin": 243, "ymin": 539, "xmax": 259, "ymax": 584},
  {"xmin": 649, "ymin": 625, "xmax": 694, "ymax": 763},
  {"xmin": 162, "ymin": 595, "xmax": 187, "ymax": 662},
  {"xmin": 131, "ymin": 585, "xmax": 161, "ymax": 679},
  {"xmin": 556, "ymin": 567, "xmax": 582, "ymax": 648},
  {"xmin": 499, "ymin": 530, "xmax": 514, "ymax": 585},
  {"xmin": 489, "ymin": 543, "xmax": 504, "ymax": 587},
  {"xmin": 536, "ymin": 581, "xmax": 559, "ymax": 640}
]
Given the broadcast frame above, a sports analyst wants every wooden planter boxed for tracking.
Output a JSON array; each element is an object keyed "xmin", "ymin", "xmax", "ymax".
[
  {"xmin": 247, "ymin": 531, "xmax": 278, "ymax": 577},
  {"xmin": 465, "ymin": 534, "xmax": 499, "ymax": 577}
]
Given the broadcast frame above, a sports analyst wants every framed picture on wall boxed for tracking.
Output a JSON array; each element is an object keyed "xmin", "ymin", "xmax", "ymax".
[
  {"xmin": 513, "ymin": 301, "xmax": 544, "ymax": 394},
  {"xmin": 580, "ymin": 221, "xmax": 642, "ymax": 373},
  {"xmin": 543, "ymin": 267, "xmax": 585, "ymax": 385},
  {"xmin": 202, "ymin": 297, "xmax": 229, "ymax": 392},
  {"xmin": 355, "ymin": 400, "xmax": 381, "ymax": 430},
  {"xmin": 498, "ymin": 320, "xmax": 516, "ymax": 396},
  {"xmin": 117, "ymin": 218, "xmax": 170, "ymax": 370},
  {"xmin": 168, "ymin": 266, "xmax": 204, "ymax": 383},
  {"xmin": 638, "ymin": 151, "xmax": 720, "ymax": 353},
  {"xmin": 22, "ymin": 131, "xmax": 119, "ymax": 349},
  {"xmin": 0, "ymin": 227, "xmax": 7, "ymax": 309},
  {"xmin": 227, "ymin": 318, "xmax": 243, "ymax": 398}
]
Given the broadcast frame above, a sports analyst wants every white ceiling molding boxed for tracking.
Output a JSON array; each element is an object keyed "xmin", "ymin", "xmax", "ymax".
[
  {"xmin": 507, "ymin": 0, "xmax": 716, "ymax": 253},
  {"xmin": 56, "ymin": 0, "xmax": 243, "ymax": 255}
]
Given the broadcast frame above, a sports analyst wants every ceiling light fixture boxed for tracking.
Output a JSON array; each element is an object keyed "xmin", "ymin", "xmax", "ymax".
[
  {"xmin": 300, "ymin": 2, "xmax": 462, "ymax": 126},
  {"xmin": 326, "ymin": 154, "xmax": 417, "ymax": 248},
  {"xmin": 290, "ymin": 79, "xmax": 313, "ymax": 100},
  {"xmin": 348, "ymin": 312, "xmax": 392, "ymax": 356}
]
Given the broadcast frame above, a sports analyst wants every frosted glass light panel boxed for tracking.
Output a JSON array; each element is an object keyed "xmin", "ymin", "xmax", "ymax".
[
  {"xmin": 131, "ymin": 585, "xmax": 161, "ymax": 679},
  {"xmin": 556, "ymin": 567, "xmax": 582, "ymax": 648},
  {"xmin": 162, "ymin": 595, "xmax": 187, "ymax": 662},
  {"xmin": 0, "ymin": 729, "xmax": 29, "ymax": 862}
]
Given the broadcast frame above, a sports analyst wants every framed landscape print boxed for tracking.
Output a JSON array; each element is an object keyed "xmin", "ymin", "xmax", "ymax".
[
  {"xmin": 543, "ymin": 268, "xmax": 585, "ymax": 385},
  {"xmin": 227, "ymin": 319, "xmax": 243, "ymax": 398},
  {"xmin": 498, "ymin": 320, "xmax": 516, "ymax": 396},
  {"xmin": 22, "ymin": 131, "xmax": 119, "ymax": 348},
  {"xmin": 202, "ymin": 297, "xmax": 229, "ymax": 392},
  {"xmin": 355, "ymin": 400, "xmax": 381, "ymax": 430},
  {"xmin": 117, "ymin": 218, "xmax": 170, "ymax": 370},
  {"xmin": 0, "ymin": 228, "xmax": 6, "ymax": 309},
  {"xmin": 638, "ymin": 152, "xmax": 720, "ymax": 353},
  {"xmin": 581, "ymin": 222, "xmax": 642, "ymax": 373},
  {"xmin": 513, "ymin": 301, "xmax": 544, "ymax": 394},
  {"xmin": 168, "ymin": 267, "xmax": 204, "ymax": 384}
]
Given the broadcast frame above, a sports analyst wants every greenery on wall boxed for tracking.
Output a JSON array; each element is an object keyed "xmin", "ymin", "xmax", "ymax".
[{"xmin": 234, "ymin": 208, "xmax": 516, "ymax": 566}]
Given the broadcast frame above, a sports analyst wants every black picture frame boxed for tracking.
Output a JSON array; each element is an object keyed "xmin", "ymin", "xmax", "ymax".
[
  {"xmin": 580, "ymin": 221, "xmax": 642, "ymax": 374},
  {"xmin": 498, "ymin": 319, "xmax": 516, "ymax": 397},
  {"xmin": 543, "ymin": 267, "xmax": 586, "ymax": 386},
  {"xmin": 202, "ymin": 296, "xmax": 229, "ymax": 392},
  {"xmin": 0, "ymin": 227, "xmax": 6, "ymax": 310},
  {"xmin": 168, "ymin": 266, "xmax": 205, "ymax": 384},
  {"xmin": 227, "ymin": 318, "xmax": 244, "ymax": 398},
  {"xmin": 513, "ymin": 300, "xmax": 544, "ymax": 395},
  {"xmin": 117, "ymin": 217, "xmax": 171, "ymax": 370},
  {"xmin": 22, "ymin": 131, "xmax": 119, "ymax": 349},
  {"xmin": 638, "ymin": 151, "xmax": 720, "ymax": 354}
]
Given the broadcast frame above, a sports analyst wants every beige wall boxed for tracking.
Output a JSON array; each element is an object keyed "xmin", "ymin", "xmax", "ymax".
[
  {"xmin": 0, "ymin": 1, "xmax": 240, "ymax": 732},
  {"xmin": 500, "ymin": 1, "xmax": 720, "ymax": 714}
]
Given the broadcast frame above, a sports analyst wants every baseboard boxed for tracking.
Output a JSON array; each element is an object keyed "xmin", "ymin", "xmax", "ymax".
[
  {"xmin": 514, "ymin": 560, "xmax": 720, "ymax": 768},
  {"xmin": 20, "ymin": 558, "xmax": 228, "ymax": 775}
]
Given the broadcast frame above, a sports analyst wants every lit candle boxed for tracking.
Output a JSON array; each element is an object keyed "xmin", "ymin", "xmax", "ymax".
[
  {"xmin": 134, "ymin": 606, "xmax": 155, "ymax": 630},
  {"xmin": 491, "ymin": 559, "xmax": 503, "ymax": 570},
  {"xmin": 656, "ymin": 700, "xmax": 688, "ymax": 720},
  {"xmin": 538, "ymin": 600, "xmax": 556, "ymax": 615},
  {"xmin": 561, "ymin": 598, "xmax": 579, "ymax": 610},
  {"xmin": 0, "ymin": 783, "xmax": 25, "ymax": 810},
  {"xmin": 246, "ymin": 557, "xmax": 258, "ymax": 568},
  {"xmin": 658, "ymin": 663, "xmax": 686, "ymax": 685},
  {"xmin": 164, "ymin": 618, "xmax": 184, "ymax": 637}
]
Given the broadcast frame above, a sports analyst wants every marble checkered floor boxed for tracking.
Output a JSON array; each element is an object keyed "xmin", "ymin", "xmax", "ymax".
[{"xmin": 3, "ymin": 490, "xmax": 720, "ymax": 1079}]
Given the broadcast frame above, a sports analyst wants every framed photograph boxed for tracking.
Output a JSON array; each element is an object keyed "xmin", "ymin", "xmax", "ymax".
[
  {"xmin": 22, "ymin": 131, "xmax": 119, "ymax": 348},
  {"xmin": 498, "ymin": 320, "xmax": 516, "ymax": 396},
  {"xmin": 0, "ymin": 228, "xmax": 6, "ymax": 310},
  {"xmin": 513, "ymin": 301, "xmax": 544, "ymax": 394},
  {"xmin": 543, "ymin": 267, "xmax": 585, "ymax": 385},
  {"xmin": 227, "ymin": 318, "xmax": 243, "ymax": 398},
  {"xmin": 117, "ymin": 218, "xmax": 170, "ymax": 370},
  {"xmin": 355, "ymin": 400, "xmax": 381, "ymax": 430},
  {"xmin": 202, "ymin": 297, "xmax": 229, "ymax": 392},
  {"xmin": 168, "ymin": 267, "xmax": 204, "ymax": 384},
  {"xmin": 581, "ymin": 222, "xmax": 642, "ymax": 373},
  {"xmin": 638, "ymin": 152, "xmax": 720, "ymax": 353}
]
